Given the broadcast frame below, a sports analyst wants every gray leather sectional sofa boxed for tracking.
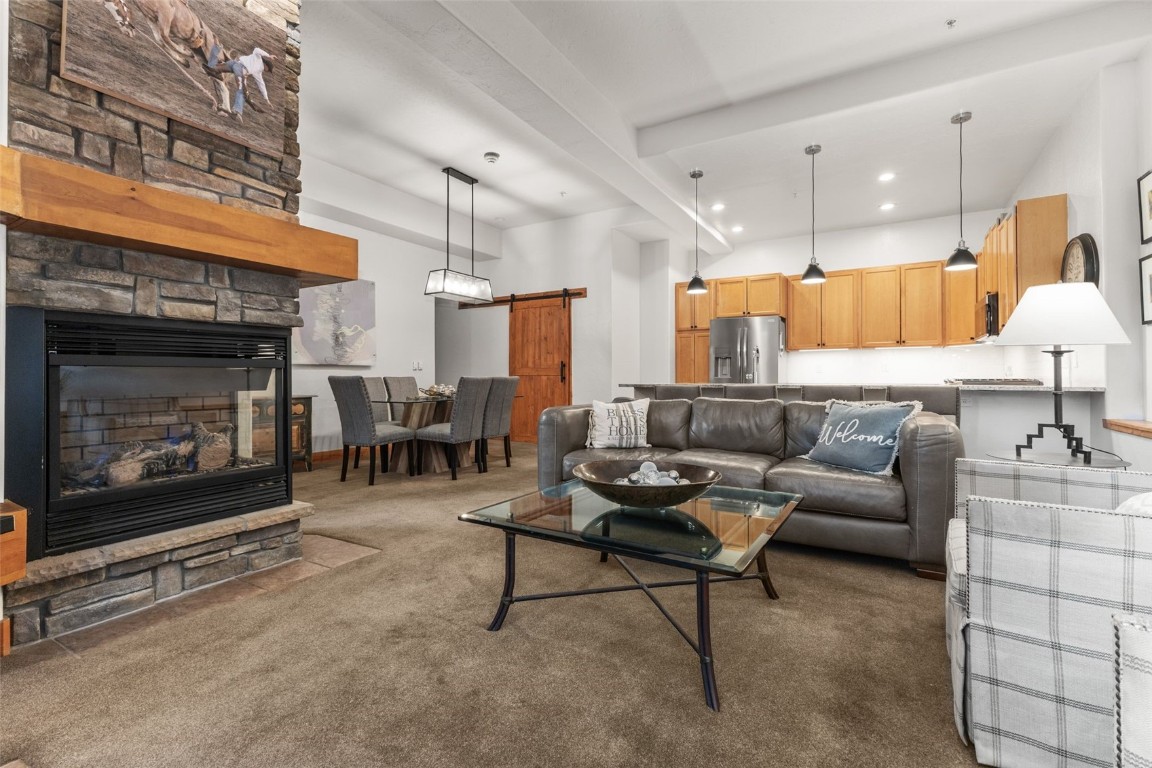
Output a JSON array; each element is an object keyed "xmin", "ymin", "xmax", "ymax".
[{"xmin": 537, "ymin": 384, "xmax": 964, "ymax": 572}]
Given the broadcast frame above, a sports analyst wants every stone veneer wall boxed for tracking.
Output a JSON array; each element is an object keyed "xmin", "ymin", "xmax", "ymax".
[
  {"xmin": 6, "ymin": 230, "xmax": 301, "ymax": 325},
  {"xmin": 3, "ymin": 0, "xmax": 312, "ymax": 643},
  {"xmin": 4, "ymin": 502, "xmax": 314, "ymax": 645}
]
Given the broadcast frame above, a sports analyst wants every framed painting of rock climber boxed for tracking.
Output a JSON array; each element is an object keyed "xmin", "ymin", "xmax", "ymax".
[{"xmin": 61, "ymin": 0, "xmax": 287, "ymax": 157}]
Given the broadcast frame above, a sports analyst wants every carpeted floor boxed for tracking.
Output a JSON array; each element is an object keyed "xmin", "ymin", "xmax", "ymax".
[{"xmin": 0, "ymin": 448, "xmax": 979, "ymax": 767}]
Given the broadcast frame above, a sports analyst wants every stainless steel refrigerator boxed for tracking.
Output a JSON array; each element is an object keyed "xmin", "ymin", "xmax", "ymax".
[{"xmin": 708, "ymin": 316, "xmax": 785, "ymax": 385}]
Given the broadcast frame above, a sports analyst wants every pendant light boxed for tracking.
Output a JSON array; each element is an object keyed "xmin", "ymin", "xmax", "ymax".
[
  {"xmin": 800, "ymin": 144, "xmax": 826, "ymax": 284},
  {"xmin": 945, "ymin": 112, "xmax": 978, "ymax": 271},
  {"xmin": 424, "ymin": 166, "xmax": 494, "ymax": 304},
  {"xmin": 686, "ymin": 169, "xmax": 708, "ymax": 294}
]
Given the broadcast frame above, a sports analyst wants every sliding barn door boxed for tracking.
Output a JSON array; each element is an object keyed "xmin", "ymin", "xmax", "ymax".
[{"xmin": 508, "ymin": 297, "xmax": 572, "ymax": 443}]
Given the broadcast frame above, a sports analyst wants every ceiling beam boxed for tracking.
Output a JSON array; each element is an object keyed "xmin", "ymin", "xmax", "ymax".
[
  {"xmin": 638, "ymin": 1, "xmax": 1152, "ymax": 157},
  {"xmin": 359, "ymin": 0, "xmax": 732, "ymax": 256}
]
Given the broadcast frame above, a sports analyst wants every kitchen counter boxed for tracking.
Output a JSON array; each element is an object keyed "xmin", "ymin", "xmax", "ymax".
[{"xmin": 957, "ymin": 385, "xmax": 1104, "ymax": 392}]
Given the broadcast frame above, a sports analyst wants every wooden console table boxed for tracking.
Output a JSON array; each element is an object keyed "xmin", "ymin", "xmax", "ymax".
[{"xmin": 1, "ymin": 500, "xmax": 29, "ymax": 656}]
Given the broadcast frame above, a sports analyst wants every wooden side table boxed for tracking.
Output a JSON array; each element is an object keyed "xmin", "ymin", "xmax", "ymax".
[
  {"xmin": 1, "ymin": 500, "xmax": 28, "ymax": 656},
  {"xmin": 290, "ymin": 395, "xmax": 315, "ymax": 471}
]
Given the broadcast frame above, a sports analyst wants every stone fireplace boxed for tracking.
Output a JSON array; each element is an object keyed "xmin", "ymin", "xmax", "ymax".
[{"xmin": 2, "ymin": 0, "xmax": 357, "ymax": 645}]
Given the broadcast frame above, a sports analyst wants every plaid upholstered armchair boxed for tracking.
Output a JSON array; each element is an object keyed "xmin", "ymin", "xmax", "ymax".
[{"xmin": 947, "ymin": 458, "xmax": 1152, "ymax": 767}]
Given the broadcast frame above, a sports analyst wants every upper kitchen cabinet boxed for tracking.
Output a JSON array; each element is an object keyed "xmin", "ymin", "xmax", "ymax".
[
  {"xmin": 1014, "ymin": 193, "xmax": 1066, "ymax": 293},
  {"xmin": 984, "ymin": 194, "xmax": 1067, "ymax": 328},
  {"xmin": 860, "ymin": 261, "xmax": 943, "ymax": 347},
  {"xmin": 786, "ymin": 270, "xmax": 860, "ymax": 350},
  {"xmin": 714, "ymin": 274, "xmax": 785, "ymax": 318},
  {"xmin": 675, "ymin": 280, "xmax": 715, "ymax": 331},
  {"xmin": 944, "ymin": 258, "xmax": 980, "ymax": 345}
]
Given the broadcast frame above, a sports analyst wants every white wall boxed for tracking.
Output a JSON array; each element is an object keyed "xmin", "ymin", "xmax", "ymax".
[
  {"xmin": 639, "ymin": 240, "xmax": 674, "ymax": 383},
  {"xmin": 610, "ymin": 231, "xmax": 641, "ymax": 399},
  {"xmin": 293, "ymin": 212, "xmax": 441, "ymax": 454},
  {"xmin": 1006, "ymin": 60, "xmax": 1151, "ymax": 469},
  {"xmin": 295, "ymin": 157, "xmax": 462, "ymax": 453},
  {"xmin": 436, "ymin": 205, "xmax": 652, "ymax": 405}
]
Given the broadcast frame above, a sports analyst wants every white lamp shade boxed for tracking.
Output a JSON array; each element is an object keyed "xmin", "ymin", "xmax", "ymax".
[
  {"xmin": 995, "ymin": 283, "xmax": 1129, "ymax": 346},
  {"xmin": 424, "ymin": 269, "xmax": 494, "ymax": 304}
]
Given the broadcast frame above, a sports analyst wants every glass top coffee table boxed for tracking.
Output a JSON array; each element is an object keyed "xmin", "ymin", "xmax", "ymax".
[{"xmin": 459, "ymin": 480, "xmax": 803, "ymax": 711}]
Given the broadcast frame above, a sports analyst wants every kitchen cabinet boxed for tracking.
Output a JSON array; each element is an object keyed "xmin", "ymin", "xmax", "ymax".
[
  {"xmin": 977, "ymin": 194, "xmax": 1066, "ymax": 331},
  {"xmin": 714, "ymin": 274, "xmax": 784, "ymax": 318},
  {"xmin": 674, "ymin": 330, "xmax": 711, "ymax": 383},
  {"xmin": 675, "ymin": 280, "xmax": 715, "ymax": 331},
  {"xmin": 944, "ymin": 259, "xmax": 980, "ymax": 345},
  {"xmin": 860, "ymin": 261, "xmax": 943, "ymax": 347},
  {"xmin": 785, "ymin": 270, "xmax": 859, "ymax": 350},
  {"xmin": 1015, "ymin": 194, "xmax": 1067, "ymax": 294}
]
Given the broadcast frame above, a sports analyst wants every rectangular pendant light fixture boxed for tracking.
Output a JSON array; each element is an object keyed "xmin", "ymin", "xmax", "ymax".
[{"xmin": 425, "ymin": 166, "xmax": 494, "ymax": 304}]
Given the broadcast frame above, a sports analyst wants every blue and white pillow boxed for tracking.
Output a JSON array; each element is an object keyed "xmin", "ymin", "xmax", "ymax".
[
  {"xmin": 805, "ymin": 400, "xmax": 922, "ymax": 475},
  {"xmin": 586, "ymin": 398, "xmax": 651, "ymax": 449}
]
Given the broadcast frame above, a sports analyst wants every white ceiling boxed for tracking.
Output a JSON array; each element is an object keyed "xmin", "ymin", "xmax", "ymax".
[{"xmin": 299, "ymin": 0, "xmax": 1152, "ymax": 250}]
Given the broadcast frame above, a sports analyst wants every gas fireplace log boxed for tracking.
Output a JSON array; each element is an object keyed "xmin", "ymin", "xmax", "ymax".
[{"xmin": 62, "ymin": 422, "xmax": 237, "ymax": 491}]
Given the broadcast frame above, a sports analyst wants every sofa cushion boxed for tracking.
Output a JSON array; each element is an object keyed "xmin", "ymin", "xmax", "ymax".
[
  {"xmin": 562, "ymin": 447, "xmax": 680, "ymax": 480},
  {"xmin": 586, "ymin": 398, "xmax": 651, "ymax": 448},
  {"xmin": 765, "ymin": 457, "xmax": 906, "ymax": 521},
  {"xmin": 784, "ymin": 401, "xmax": 827, "ymax": 458},
  {"xmin": 646, "ymin": 399, "xmax": 692, "ymax": 450},
  {"xmin": 666, "ymin": 448, "xmax": 779, "ymax": 489},
  {"xmin": 688, "ymin": 397, "xmax": 785, "ymax": 457},
  {"xmin": 806, "ymin": 400, "xmax": 922, "ymax": 476}
]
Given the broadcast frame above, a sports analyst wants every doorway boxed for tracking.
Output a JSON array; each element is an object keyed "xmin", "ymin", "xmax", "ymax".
[{"xmin": 508, "ymin": 296, "xmax": 572, "ymax": 442}]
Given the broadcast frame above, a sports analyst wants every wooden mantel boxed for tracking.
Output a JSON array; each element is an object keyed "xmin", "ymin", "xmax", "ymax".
[{"xmin": 0, "ymin": 146, "xmax": 356, "ymax": 287}]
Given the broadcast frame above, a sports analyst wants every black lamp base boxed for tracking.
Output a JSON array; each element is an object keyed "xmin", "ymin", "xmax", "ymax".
[{"xmin": 1014, "ymin": 422, "xmax": 1094, "ymax": 464}]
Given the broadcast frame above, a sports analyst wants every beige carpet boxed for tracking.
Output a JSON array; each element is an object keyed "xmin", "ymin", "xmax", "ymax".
[{"xmin": 0, "ymin": 450, "xmax": 978, "ymax": 767}]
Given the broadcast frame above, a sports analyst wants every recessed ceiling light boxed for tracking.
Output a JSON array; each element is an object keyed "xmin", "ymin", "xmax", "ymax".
[
  {"xmin": 711, "ymin": 202, "xmax": 725, "ymax": 212},
  {"xmin": 878, "ymin": 172, "xmax": 896, "ymax": 182},
  {"xmin": 731, "ymin": 225, "xmax": 744, "ymax": 233},
  {"xmin": 879, "ymin": 202, "xmax": 896, "ymax": 211}
]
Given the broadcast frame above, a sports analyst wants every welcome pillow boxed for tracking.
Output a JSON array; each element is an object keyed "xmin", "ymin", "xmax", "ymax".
[
  {"xmin": 806, "ymin": 400, "xmax": 922, "ymax": 475},
  {"xmin": 586, "ymin": 398, "xmax": 651, "ymax": 449}
]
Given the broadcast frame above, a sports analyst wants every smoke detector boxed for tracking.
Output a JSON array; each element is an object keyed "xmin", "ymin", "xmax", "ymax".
[{"xmin": 484, "ymin": 152, "xmax": 500, "ymax": 164}]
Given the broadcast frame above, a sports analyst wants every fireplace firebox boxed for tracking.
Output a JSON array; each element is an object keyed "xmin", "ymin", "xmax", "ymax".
[{"xmin": 5, "ymin": 309, "xmax": 293, "ymax": 560}]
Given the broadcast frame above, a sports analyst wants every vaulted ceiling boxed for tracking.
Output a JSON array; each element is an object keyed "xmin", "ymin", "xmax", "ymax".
[{"xmin": 299, "ymin": 1, "xmax": 1152, "ymax": 254}]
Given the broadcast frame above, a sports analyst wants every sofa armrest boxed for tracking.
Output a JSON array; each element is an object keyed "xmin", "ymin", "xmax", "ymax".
[
  {"xmin": 965, "ymin": 496, "xmax": 1152, "ymax": 767},
  {"xmin": 537, "ymin": 405, "xmax": 592, "ymax": 490},
  {"xmin": 955, "ymin": 458, "xmax": 1152, "ymax": 521},
  {"xmin": 898, "ymin": 411, "xmax": 964, "ymax": 568},
  {"xmin": 1116, "ymin": 613, "xmax": 1152, "ymax": 766}
]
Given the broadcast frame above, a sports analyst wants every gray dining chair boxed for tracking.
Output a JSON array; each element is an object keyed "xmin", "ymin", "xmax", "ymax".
[
  {"xmin": 328, "ymin": 376, "xmax": 416, "ymax": 485},
  {"xmin": 479, "ymin": 376, "xmax": 519, "ymax": 472},
  {"xmin": 382, "ymin": 376, "xmax": 419, "ymax": 421},
  {"xmin": 414, "ymin": 377, "xmax": 491, "ymax": 480},
  {"xmin": 355, "ymin": 377, "xmax": 398, "ymax": 468}
]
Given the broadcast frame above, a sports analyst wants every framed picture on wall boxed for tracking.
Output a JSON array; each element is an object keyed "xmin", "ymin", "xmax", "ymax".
[
  {"xmin": 1140, "ymin": 170, "xmax": 1152, "ymax": 245},
  {"xmin": 1141, "ymin": 254, "xmax": 1152, "ymax": 325},
  {"xmin": 61, "ymin": 0, "xmax": 287, "ymax": 157}
]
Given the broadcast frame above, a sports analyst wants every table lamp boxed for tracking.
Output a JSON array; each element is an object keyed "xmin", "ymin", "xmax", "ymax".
[{"xmin": 994, "ymin": 282, "xmax": 1129, "ymax": 464}]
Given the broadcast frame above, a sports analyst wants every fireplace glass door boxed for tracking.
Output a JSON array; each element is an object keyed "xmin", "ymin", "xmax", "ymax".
[{"xmin": 54, "ymin": 364, "xmax": 284, "ymax": 498}]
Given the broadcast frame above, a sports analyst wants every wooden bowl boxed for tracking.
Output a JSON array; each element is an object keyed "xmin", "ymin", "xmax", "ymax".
[{"xmin": 572, "ymin": 460, "xmax": 721, "ymax": 508}]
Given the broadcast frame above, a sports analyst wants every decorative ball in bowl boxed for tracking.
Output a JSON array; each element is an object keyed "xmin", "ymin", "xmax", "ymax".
[{"xmin": 572, "ymin": 460, "xmax": 721, "ymax": 508}]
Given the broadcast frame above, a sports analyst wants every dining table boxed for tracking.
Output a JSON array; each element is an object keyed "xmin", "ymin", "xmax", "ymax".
[{"xmin": 371, "ymin": 395, "xmax": 473, "ymax": 475}]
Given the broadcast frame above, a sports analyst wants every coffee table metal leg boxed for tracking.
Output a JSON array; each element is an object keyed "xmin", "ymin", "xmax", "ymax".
[
  {"xmin": 696, "ymin": 570, "xmax": 719, "ymax": 711},
  {"xmin": 756, "ymin": 550, "xmax": 779, "ymax": 599},
  {"xmin": 487, "ymin": 532, "xmax": 517, "ymax": 631}
]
